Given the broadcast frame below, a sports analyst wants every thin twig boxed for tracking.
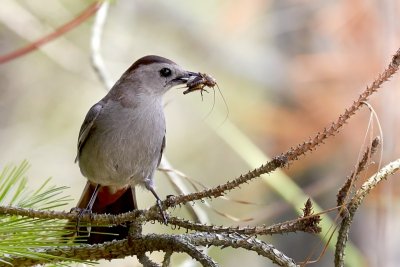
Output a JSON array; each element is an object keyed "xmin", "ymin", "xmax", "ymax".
[
  {"xmin": 0, "ymin": 49, "xmax": 399, "ymax": 267},
  {"xmin": 0, "ymin": 2, "xmax": 101, "ymax": 64},
  {"xmin": 0, "ymin": 204, "xmax": 322, "ymax": 236},
  {"xmin": 1, "ymin": 48, "xmax": 399, "ymax": 227},
  {"xmin": 160, "ymin": 158, "xmax": 210, "ymax": 224},
  {"xmin": 163, "ymin": 155, "xmax": 288, "ymax": 209},
  {"xmin": 334, "ymin": 158, "xmax": 400, "ymax": 267},
  {"xmin": 337, "ymin": 137, "xmax": 380, "ymax": 211},
  {"xmin": 89, "ymin": 0, "xmax": 210, "ymax": 228},
  {"xmin": 161, "ymin": 48, "xmax": 400, "ymax": 211},
  {"xmin": 167, "ymin": 215, "xmax": 321, "ymax": 236},
  {"xmin": 162, "ymin": 251, "xmax": 173, "ymax": 267},
  {"xmin": 90, "ymin": 0, "xmax": 113, "ymax": 89},
  {"xmin": 137, "ymin": 253, "xmax": 160, "ymax": 267}
]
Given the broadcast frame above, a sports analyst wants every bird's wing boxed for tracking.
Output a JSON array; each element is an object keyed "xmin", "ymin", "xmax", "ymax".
[
  {"xmin": 75, "ymin": 103, "xmax": 103, "ymax": 163},
  {"xmin": 157, "ymin": 134, "xmax": 166, "ymax": 167}
]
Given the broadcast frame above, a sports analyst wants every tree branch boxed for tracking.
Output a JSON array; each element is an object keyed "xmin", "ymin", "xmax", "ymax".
[
  {"xmin": 334, "ymin": 158, "xmax": 400, "ymax": 267},
  {"xmin": 3, "ymin": 233, "xmax": 296, "ymax": 267},
  {"xmin": 1, "ymin": 48, "xmax": 399, "ymax": 266},
  {"xmin": 0, "ymin": 1, "xmax": 101, "ymax": 64},
  {"xmin": 162, "ymin": 48, "xmax": 400, "ymax": 213},
  {"xmin": 167, "ymin": 214, "xmax": 321, "ymax": 236}
]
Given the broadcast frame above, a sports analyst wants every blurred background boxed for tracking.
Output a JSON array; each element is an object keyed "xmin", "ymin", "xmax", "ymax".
[{"xmin": 1, "ymin": 0, "xmax": 400, "ymax": 266}]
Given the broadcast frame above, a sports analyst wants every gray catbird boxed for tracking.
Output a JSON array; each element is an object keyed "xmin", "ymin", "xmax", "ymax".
[{"xmin": 72, "ymin": 55, "xmax": 201, "ymax": 243}]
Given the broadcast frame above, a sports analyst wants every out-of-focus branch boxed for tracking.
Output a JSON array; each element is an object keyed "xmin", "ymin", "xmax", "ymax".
[
  {"xmin": 88, "ymin": 4, "xmax": 211, "ymax": 265},
  {"xmin": 90, "ymin": 0, "xmax": 113, "ymax": 89},
  {"xmin": 0, "ymin": 1, "xmax": 101, "ymax": 64},
  {"xmin": 89, "ymin": 0, "xmax": 210, "ymax": 229},
  {"xmin": 0, "ymin": 30, "xmax": 398, "ymax": 265},
  {"xmin": 163, "ymin": 48, "xmax": 400, "ymax": 209},
  {"xmin": 159, "ymin": 158, "xmax": 210, "ymax": 224},
  {"xmin": 1, "ymin": 48, "xmax": 399, "ymax": 224}
]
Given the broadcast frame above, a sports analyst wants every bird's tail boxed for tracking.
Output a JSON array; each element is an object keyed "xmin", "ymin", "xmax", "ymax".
[{"xmin": 64, "ymin": 182, "xmax": 137, "ymax": 244}]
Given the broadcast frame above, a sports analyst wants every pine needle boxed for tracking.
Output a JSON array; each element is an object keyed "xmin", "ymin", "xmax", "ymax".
[{"xmin": 0, "ymin": 161, "xmax": 89, "ymax": 265}]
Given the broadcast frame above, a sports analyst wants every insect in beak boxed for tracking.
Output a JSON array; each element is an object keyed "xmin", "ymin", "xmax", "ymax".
[
  {"xmin": 182, "ymin": 71, "xmax": 229, "ymax": 124},
  {"xmin": 183, "ymin": 72, "xmax": 217, "ymax": 96}
]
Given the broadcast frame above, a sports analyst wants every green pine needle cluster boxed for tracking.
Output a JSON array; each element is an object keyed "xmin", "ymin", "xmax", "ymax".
[{"xmin": 0, "ymin": 161, "xmax": 91, "ymax": 266}]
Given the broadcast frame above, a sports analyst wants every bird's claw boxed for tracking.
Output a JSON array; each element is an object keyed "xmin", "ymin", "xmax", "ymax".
[
  {"xmin": 156, "ymin": 199, "xmax": 168, "ymax": 225},
  {"xmin": 71, "ymin": 207, "xmax": 93, "ymax": 235}
]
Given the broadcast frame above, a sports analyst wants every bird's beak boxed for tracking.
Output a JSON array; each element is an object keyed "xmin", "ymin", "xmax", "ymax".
[{"xmin": 172, "ymin": 71, "xmax": 201, "ymax": 85}]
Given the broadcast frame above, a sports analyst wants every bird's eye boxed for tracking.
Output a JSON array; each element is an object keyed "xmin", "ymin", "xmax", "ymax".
[{"xmin": 159, "ymin": 68, "xmax": 172, "ymax": 77}]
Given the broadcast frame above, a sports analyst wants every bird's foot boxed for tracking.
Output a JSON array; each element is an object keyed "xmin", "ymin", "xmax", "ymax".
[
  {"xmin": 156, "ymin": 199, "xmax": 168, "ymax": 225},
  {"xmin": 70, "ymin": 207, "xmax": 93, "ymax": 236}
]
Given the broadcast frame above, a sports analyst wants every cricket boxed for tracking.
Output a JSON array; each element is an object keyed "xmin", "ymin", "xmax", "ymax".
[
  {"xmin": 182, "ymin": 72, "xmax": 229, "ymax": 124},
  {"xmin": 183, "ymin": 72, "xmax": 217, "ymax": 98}
]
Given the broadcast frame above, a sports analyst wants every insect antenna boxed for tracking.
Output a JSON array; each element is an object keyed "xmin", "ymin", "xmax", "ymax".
[
  {"xmin": 216, "ymin": 84, "xmax": 230, "ymax": 126},
  {"xmin": 201, "ymin": 86, "xmax": 216, "ymax": 121}
]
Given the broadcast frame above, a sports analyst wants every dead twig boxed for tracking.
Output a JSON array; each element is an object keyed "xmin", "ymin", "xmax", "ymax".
[{"xmin": 0, "ymin": 2, "xmax": 101, "ymax": 64}]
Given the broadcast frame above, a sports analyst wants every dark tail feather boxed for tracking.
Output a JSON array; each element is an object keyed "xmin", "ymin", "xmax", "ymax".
[{"xmin": 65, "ymin": 182, "xmax": 137, "ymax": 244}]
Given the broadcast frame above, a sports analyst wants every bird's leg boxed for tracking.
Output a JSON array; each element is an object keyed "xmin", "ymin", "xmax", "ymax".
[
  {"xmin": 76, "ymin": 184, "xmax": 100, "ymax": 235},
  {"xmin": 86, "ymin": 184, "xmax": 100, "ymax": 211},
  {"xmin": 148, "ymin": 187, "xmax": 168, "ymax": 224}
]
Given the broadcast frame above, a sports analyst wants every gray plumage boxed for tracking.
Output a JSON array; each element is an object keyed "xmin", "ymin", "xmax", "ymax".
[
  {"xmin": 68, "ymin": 55, "xmax": 201, "ymax": 244},
  {"xmin": 76, "ymin": 55, "xmax": 196, "ymax": 196}
]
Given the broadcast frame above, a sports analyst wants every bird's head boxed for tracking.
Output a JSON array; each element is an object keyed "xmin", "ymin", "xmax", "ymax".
[{"xmin": 116, "ymin": 55, "xmax": 200, "ymax": 96}]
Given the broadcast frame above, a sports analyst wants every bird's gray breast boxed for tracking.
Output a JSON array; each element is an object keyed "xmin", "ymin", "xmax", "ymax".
[{"xmin": 78, "ymin": 99, "xmax": 165, "ymax": 187}]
